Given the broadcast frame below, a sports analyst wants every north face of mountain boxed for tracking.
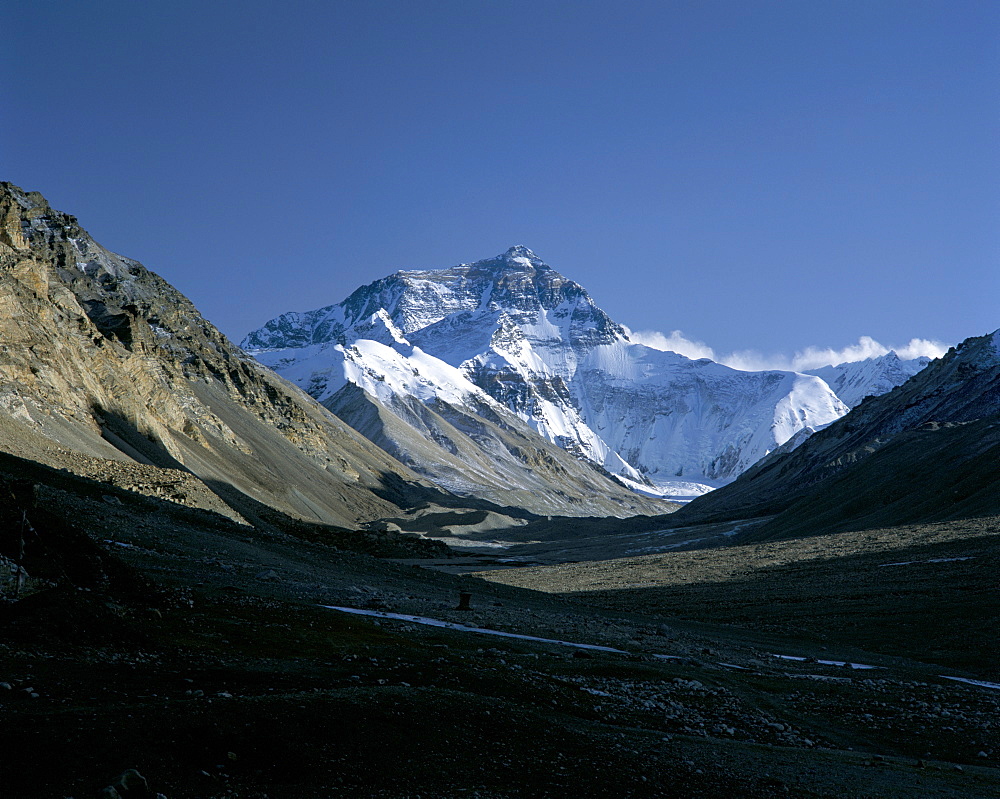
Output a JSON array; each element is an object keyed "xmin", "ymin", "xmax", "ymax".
[
  {"xmin": 0, "ymin": 182, "xmax": 446, "ymax": 529},
  {"xmin": 245, "ymin": 247, "xmax": 851, "ymax": 497},
  {"xmin": 676, "ymin": 329, "xmax": 1000, "ymax": 539}
]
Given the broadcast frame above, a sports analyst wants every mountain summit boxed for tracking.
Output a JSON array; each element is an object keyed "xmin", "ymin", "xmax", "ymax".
[
  {"xmin": 243, "ymin": 245, "xmax": 618, "ymax": 353},
  {"xmin": 244, "ymin": 248, "xmax": 880, "ymax": 498},
  {"xmin": 498, "ymin": 244, "xmax": 550, "ymax": 269}
]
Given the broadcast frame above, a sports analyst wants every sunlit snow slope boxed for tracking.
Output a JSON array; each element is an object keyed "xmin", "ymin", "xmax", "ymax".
[{"xmin": 245, "ymin": 247, "xmax": 928, "ymax": 499}]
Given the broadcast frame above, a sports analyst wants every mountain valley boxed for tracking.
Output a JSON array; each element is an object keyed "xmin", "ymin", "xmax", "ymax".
[{"xmin": 0, "ymin": 183, "xmax": 997, "ymax": 798}]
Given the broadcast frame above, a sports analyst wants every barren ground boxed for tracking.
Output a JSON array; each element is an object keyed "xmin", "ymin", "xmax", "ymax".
[{"xmin": 2, "ymin": 455, "xmax": 999, "ymax": 797}]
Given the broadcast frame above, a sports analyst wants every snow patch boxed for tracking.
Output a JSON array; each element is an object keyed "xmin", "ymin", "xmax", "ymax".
[
  {"xmin": 320, "ymin": 605, "xmax": 628, "ymax": 652},
  {"xmin": 879, "ymin": 557, "xmax": 974, "ymax": 567},
  {"xmin": 938, "ymin": 675, "xmax": 1000, "ymax": 691},
  {"xmin": 772, "ymin": 654, "xmax": 878, "ymax": 670}
]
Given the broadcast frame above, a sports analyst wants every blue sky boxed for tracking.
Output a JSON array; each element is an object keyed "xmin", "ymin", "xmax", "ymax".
[{"xmin": 4, "ymin": 1, "xmax": 997, "ymax": 364}]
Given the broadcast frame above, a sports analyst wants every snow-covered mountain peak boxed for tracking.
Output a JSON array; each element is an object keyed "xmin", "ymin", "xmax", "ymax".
[
  {"xmin": 245, "ymin": 249, "xmax": 869, "ymax": 498},
  {"xmin": 400, "ymin": 245, "xmax": 550, "ymax": 282},
  {"xmin": 497, "ymin": 244, "xmax": 550, "ymax": 270},
  {"xmin": 244, "ymin": 248, "xmax": 947, "ymax": 501},
  {"xmin": 446, "ymin": 245, "xmax": 550, "ymax": 273},
  {"xmin": 242, "ymin": 247, "xmax": 625, "ymax": 355}
]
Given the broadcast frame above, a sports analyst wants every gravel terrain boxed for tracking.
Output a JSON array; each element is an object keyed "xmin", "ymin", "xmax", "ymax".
[
  {"xmin": 479, "ymin": 516, "xmax": 1000, "ymax": 676},
  {"xmin": 2, "ymin": 455, "xmax": 999, "ymax": 797}
]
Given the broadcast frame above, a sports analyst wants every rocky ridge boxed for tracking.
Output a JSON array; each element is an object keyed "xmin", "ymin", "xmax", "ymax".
[{"xmin": 0, "ymin": 182, "xmax": 445, "ymax": 529}]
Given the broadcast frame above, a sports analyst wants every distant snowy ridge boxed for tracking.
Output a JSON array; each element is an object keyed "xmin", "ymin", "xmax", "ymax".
[
  {"xmin": 245, "ymin": 247, "xmax": 932, "ymax": 498},
  {"xmin": 631, "ymin": 329, "xmax": 945, "ymax": 377},
  {"xmin": 804, "ymin": 352, "xmax": 931, "ymax": 408}
]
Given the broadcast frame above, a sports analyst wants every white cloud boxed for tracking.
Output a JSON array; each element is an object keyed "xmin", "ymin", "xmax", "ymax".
[
  {"xmin": 719, "ymin": 350, "xmax": 789, "ymax": 372},
  {"xmin": 894, "ymin": 337, "xmax": 950, "ymax": 361},
  {"xmin": 628, "ymin": 331, "xmax": 949, "ymax": 372},
  {"xmin": 788, "ymin": 335, "xmax": 896, "ymax": 371},
  {"xmin": 628, "ymin": 329, "xmax": 716, "ymax": 361},
  {"xmin": 786, "ymin": 336, "xmax": 948, "ymax": 371}
]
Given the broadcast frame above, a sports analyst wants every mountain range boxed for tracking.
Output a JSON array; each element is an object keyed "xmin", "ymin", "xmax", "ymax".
[
  {"xmin": 244, "ymin": 246, "xmax": 931, "ymax": 500},
  {"xmin": 3, "ymin": 182, "xmax": 1000, "ymax": 798},
  {"xmin": 0, "ymin": 180, "xmax": 963, "ymax": 538}
]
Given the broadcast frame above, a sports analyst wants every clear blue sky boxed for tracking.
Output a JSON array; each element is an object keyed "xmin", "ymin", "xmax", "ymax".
[{"xmin": 4, "ymin": 1, "xmax": 998, "ymax": 359}]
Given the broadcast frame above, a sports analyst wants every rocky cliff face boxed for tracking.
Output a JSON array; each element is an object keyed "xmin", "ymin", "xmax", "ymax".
[
  {"xmin": 246, "ymin": 247, "xmax": 851, "ymax": 497},
  {"xmin": 0, "ymin": 182, "xmax": 441, "ymax": 528}
]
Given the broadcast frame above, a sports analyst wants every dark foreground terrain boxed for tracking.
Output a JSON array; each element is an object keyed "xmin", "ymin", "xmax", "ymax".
[{"xmin": 2, "ymin": 459, "xmax": 999, "ymax": 797}]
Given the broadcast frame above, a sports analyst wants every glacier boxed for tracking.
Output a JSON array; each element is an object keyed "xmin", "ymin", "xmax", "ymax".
[{"xmin": 245, "ymin": 246, "xmax": 932, "ymax": 498}]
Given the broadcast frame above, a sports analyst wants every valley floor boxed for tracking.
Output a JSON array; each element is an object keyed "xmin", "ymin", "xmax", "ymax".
[
  {"xmin": 2, "ymin": 469, "xmax": 999, "ymax": 797},
  {"xmin": 477, "ymin": 515, "xmax": 1000, "ymax": 677}
]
